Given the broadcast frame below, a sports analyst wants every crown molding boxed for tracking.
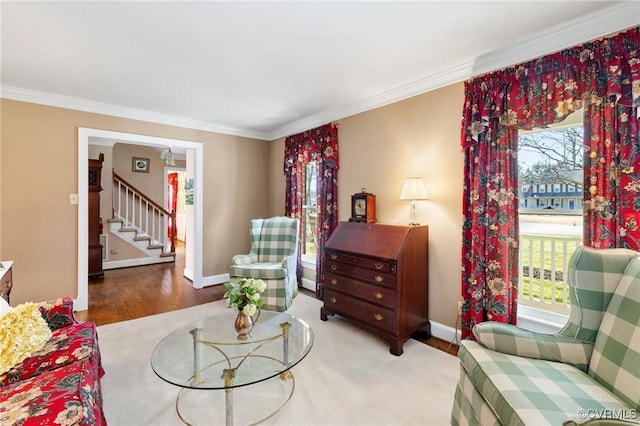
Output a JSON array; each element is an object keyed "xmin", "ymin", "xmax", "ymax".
[
  {"xmin": 265, "ymin": 60, "xmax": 473, "ymax": 140},
  {"xmin": 2, "ymin": 3, "xmax": 637, "ymax": 142},
  {"xmin": 469, "ymin": 1, "xmax": 640, "ymax": 79},
  {"xmin": 267, "ymin": 2, "xmax": 638, "ymax": 140},
  {"xmin": 0, "ymin": 85, "xmax": 271, "ymax": 141}
]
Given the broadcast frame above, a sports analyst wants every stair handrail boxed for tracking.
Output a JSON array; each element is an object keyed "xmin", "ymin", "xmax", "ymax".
[{"xmin": 112, "ymin": 171, "xmax": 176, "ymax": 253}]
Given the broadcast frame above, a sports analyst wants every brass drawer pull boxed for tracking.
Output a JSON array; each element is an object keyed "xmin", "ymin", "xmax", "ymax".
[
  {"xmin": 374, "ymin": 262, "xmax": 384, "ymax": 270},
  {"xmin": 330, "ymin": 264, "xmax": 338, "ymax": 271},
  {"xmin": 374, "ymin": 313, "xmax": 383, "ymax": 321},
  {"xmin": 331, "ymin": 297, "xmax": 337, "ymax": 304},
  {"xmin": 375, "ymin": 292, "xmax": 383, "ymax": 299},
  {"xmin": 374, "ymin": 275, "xmax": 384, "ymax": 283},
  {"xmin": 330, "ymin": 278, "xmax": 338, "ymax": 285},
  {"xmin": 330, "ymin": 253, "xmax": 337, "ymax": 260}
]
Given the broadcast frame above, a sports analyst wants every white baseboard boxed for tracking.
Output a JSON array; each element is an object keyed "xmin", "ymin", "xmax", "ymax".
[
  {"xmin": 74, "ymin": 294, "xmax": 88, "ymax": 312},
  {"xmin": 103, "ymin": 257, "xmax": 172, "ymax": 270},
  {"xmin": 301, "ymin": 277, "xmax": 315, "ymax": 291},
  {"xmin": 430, "ymin": 320, "xmax": 461, "ymax": 347},
  {"xmin": 196, "ymin": 273, "xmax": 230, "ymax": 289}
]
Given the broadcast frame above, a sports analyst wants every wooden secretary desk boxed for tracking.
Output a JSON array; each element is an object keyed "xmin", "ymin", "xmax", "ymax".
[{"xmin": 321, "ymin": 222, "xmax": 430, "ymax": 355}]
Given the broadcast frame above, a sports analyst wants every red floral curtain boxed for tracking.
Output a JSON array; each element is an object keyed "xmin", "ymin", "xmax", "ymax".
[
  {"xmin": 461, "ymin": 90, "xmax": 520, "ymax": 338},
  {"xmin": 460, "ymin": 27, "xmax": 639, "ymax": 338},
  {"xmin": 284, "ymin": 123, "xmax": 339, "ymax": 298},
  {"xmin": 167, "ymin": 172, "xmax": 178, "ymax": 237},
  {"xmin": 584, "ymin": 102, "xmax": 639, "ymax": 248}
]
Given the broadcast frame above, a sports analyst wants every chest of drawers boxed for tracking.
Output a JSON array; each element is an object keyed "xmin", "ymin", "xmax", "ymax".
[{"xmin": 320, "ymin": 222, "xmax": 429, "ymax": 355}]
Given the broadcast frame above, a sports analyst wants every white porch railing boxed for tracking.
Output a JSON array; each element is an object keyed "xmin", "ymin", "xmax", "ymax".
[
  {"xmin": 112, "ymin": 172, "xmax": 176, "ymax": 254},
  {"xmin": 518, "ymin": 233, "xmax": 582, "ymax": 315}
]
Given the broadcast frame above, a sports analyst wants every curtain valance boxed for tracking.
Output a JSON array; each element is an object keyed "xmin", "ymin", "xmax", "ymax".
[
  {"xmin": 283, "ymin": 123, "xmax": 339, "ymax": 171},
  {"xmin": 462, "ymin": 26, "xmax": 640, "ymax": 149}
]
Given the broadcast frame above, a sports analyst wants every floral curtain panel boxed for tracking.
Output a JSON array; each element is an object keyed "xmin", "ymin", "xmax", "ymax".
[
  {"xmin": 284, "ymin": 123, "xmax": 339, "ymax": 298},
  {"xmin": 584, "ymin": 102, "xmax": 639, "ymax": 248},
  {"xmin": 460, "ymin": 27, "xmax": 639, "ymax": 338}
]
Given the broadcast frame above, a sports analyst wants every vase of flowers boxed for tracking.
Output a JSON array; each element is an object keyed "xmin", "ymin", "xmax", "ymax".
[{"xmin": 224, "ymin": 278, "xmax": 266, "ymax": 340}]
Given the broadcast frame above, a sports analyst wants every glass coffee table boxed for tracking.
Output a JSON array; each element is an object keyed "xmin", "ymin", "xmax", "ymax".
[{"xmin": 151, "ymin": 310, "xmax": 313, "ymax": 426}]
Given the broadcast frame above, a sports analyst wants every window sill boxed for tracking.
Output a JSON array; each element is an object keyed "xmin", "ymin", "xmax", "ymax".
[
  {"xmin": 517, "ymin": 304, "xmax": 568, "ymax": 334},
  {"xmin": 301, "ymin": 257, "xmax": 316, "ymax": 271}
]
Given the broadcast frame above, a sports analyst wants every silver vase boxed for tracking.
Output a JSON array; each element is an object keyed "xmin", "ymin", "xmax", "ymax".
[{"xmin": 234, "ymin": 312, "xmax": 254, "ymax": 340}]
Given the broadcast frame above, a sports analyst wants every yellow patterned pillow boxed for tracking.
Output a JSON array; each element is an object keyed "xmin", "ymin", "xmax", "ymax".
[{"xmin": 0, "ymin": 302, "xmax": 52, "ymax": 374}]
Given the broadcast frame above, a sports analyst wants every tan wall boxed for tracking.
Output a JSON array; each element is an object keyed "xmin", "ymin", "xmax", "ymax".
[
  {"xmin": 0, "ymin": 99, "xmax": 269, "ymax": 304},
  {"xmin": 269, "ymin": 82, "xmax": 464, "ymax": 329},
  {"xmin": 3, "ymin": 82, "xmax": 464, "ymax": 328}
]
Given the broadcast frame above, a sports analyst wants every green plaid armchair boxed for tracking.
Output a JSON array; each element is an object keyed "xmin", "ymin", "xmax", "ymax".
[
  {"xmin": 229, "ymin": 216, "xmax": 299, "ymax": 312},
  {"xmin": 452, "ymin": 246, "xmax": 640, "ymax": 425}
]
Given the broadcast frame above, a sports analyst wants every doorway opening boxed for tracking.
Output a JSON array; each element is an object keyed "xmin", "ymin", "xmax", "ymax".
[{"xmin": 77, "ymin": 128, "xmax": 204, "ymax": 311}]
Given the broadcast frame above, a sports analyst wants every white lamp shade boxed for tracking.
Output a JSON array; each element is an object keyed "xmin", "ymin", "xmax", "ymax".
[{"xmin": 400, "ymin": 177, "xmax": 429, "ymax": 200}]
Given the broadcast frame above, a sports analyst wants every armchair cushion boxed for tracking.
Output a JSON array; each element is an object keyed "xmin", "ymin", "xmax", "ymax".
[
  {"xmin": 230, "ymin": 262, "xmax": 287, "ymax": 279},
  {"xmin": 38, "ymin": 296, "xmax": 80, "ymax": 331},
  {"xmin": 232, "ymin": 253, "xmax": 258, "ymax": 266},
  {"xmin": 474, "ymin": 322, "xmax": 593, "ymax": 372},
  {"xmin": 458, "ymin": 340, "xmax": 633, "ymax": 426}
]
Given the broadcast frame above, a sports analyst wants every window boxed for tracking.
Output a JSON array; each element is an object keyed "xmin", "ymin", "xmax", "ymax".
[
  {"xmin": 301, "ymin": 162, "xmax": 318, "ymax": 262},
  {"xmin": 518, "ymin": 122, "xmax": 584, "ymax": 320}
]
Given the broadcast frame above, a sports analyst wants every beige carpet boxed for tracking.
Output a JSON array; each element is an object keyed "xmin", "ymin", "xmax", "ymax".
[{"xmin": 98, "ymin": 293, "xmax": 459, "ymax": 426}]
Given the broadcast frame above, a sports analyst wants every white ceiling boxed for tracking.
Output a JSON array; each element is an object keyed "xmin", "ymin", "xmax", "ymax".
[{"xmin": 1, "ymin": 1, "xmax": 638, "ymax": 141}]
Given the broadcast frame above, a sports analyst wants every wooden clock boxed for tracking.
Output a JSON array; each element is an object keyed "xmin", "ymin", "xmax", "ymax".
[{"xmin": 349, "ymin": 189, "xmax": 377, "ymax": 223}]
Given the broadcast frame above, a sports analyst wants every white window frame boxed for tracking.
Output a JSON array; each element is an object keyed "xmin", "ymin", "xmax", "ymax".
[{"xmin": 301, "ymin": 162, "xmax": 318, "ymax": 267}]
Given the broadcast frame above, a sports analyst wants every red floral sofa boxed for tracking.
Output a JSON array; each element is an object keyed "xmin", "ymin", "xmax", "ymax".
[{"xmin": 0, "ymin": 297, "xmax": 105, "ymax": 425}]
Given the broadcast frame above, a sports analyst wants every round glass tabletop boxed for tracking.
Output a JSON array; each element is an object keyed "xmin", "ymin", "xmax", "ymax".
[{"xmin": 151, "ymin": 310, "xmax": 314, "ymax": 390}]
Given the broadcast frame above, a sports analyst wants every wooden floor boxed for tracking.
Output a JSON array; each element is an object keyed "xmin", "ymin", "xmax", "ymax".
[{"xmin": 76, "ymin": 240, "xmax": 457, "ymax": 356}]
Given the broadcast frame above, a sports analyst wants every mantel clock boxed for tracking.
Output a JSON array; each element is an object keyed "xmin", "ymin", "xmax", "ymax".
[{"xmin": 349, "ymin": 189, "xmax": 377, "ymax": 223}]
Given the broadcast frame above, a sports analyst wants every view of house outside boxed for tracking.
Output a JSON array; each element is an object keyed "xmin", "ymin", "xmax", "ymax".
[{"xmin": 518, "ymin": 124, "xmax": 584, "ymax": 314}]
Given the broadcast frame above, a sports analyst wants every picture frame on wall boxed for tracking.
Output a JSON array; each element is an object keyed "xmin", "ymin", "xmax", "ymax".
[{"xmin": 132, "ymin": 157, "xmax": 150, "ymax": 173}]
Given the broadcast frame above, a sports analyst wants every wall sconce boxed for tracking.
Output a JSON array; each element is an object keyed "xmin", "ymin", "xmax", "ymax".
[
  {"xmin": 160, "ymin": 147, "xmax": 175, "ymax": 166},
  {"xmin": 400, "ymin": 177, "xmax": 429, "ymax": 226}
]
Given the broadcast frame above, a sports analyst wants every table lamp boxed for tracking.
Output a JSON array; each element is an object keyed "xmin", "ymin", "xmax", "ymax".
[{"xmin": 400, "ymin": 177, "xmax": 429, "ymax": 225}]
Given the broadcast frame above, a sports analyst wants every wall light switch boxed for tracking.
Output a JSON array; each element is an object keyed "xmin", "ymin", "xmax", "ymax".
[{"xmin": 70, "ymin": 193, "xmax": 78, "ymax": 204}]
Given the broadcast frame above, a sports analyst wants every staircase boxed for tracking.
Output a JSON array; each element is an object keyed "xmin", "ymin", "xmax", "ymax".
[{"xmin": 105, "ymin": 172, "xmax": 176, "ymax": 269}]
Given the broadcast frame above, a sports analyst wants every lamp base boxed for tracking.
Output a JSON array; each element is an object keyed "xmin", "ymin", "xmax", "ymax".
[{"xmin": 407, "ymin": 201, "xmax": 420, "ymax": 226}]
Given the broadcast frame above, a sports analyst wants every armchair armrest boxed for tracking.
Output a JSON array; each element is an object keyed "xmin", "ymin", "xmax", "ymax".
[
  {"xmin": 473, "ymin": 322, "xmax": 593, "ymax": 372},
  {"xmin": 37, "ymin": 296, "xmax": 81, "ymax": 331},
  {"xmin": 281, "ymin": 255, "xmax": 296, "ymax": 271},
  {"xmin": 232, "ymin": 253, "xmax": 259, "ymax": 265}
]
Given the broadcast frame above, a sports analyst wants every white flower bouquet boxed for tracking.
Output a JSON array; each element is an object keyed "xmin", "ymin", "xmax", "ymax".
[{"xmin": 223, "ymin": 278, "xmax": 266, "ymax": 316}]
